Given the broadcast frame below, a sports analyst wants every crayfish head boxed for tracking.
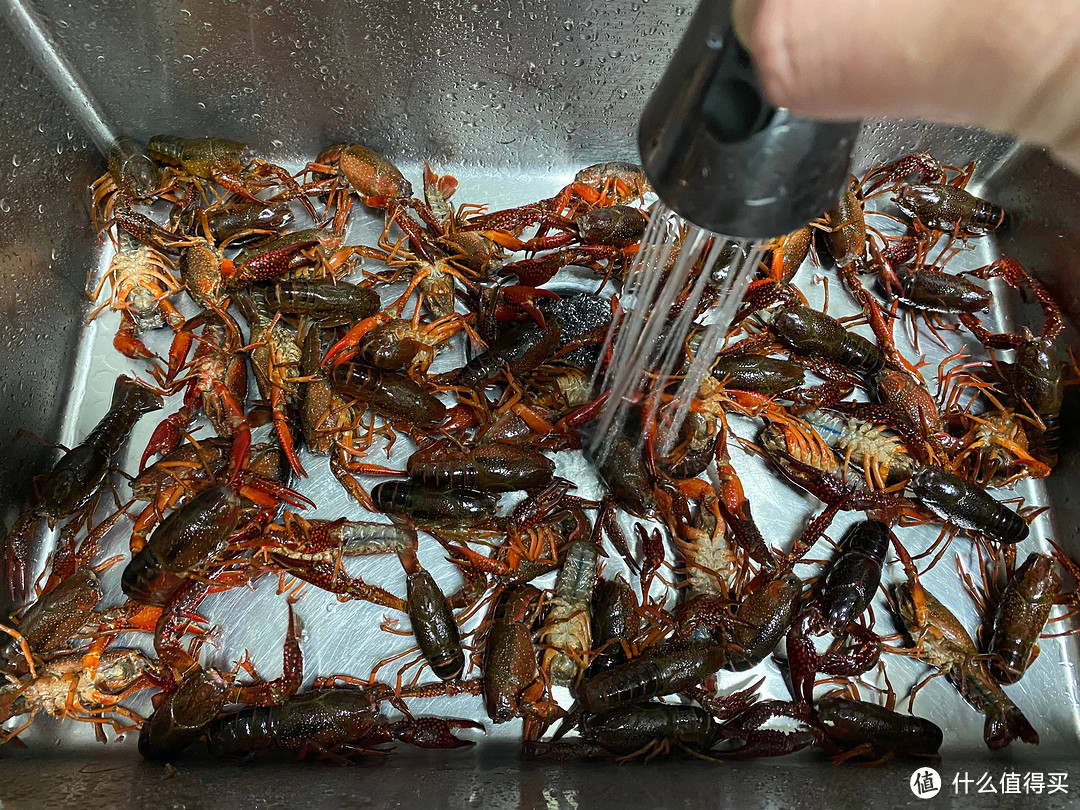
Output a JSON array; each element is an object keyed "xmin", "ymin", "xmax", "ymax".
[{"xmin": 893, "ymin": 580, "xmax": 929, "ymax": 636}]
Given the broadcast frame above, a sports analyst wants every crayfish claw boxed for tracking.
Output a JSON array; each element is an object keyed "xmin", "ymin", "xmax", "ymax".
[{"xmin": 389, "ymin": 716, "xmax": 483, "ymax": 749}]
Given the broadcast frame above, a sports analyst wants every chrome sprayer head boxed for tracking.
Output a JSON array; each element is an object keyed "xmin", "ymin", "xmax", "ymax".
[{"xmin": 638, "ymin": 0, "xmax": 860, "ymax": 240}]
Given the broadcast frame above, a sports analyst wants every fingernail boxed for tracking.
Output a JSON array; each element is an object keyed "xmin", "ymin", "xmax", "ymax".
[{"xmin": 731, "ymin": 0, "xmax": 764, "ymax": 48}]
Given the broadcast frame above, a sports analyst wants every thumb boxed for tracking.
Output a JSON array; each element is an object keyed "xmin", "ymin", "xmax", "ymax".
[{"xmin": 732, "ymin": 0, "xmax": 1080, "ymax": 172}]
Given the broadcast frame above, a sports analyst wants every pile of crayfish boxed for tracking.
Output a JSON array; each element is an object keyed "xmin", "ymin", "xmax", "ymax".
[{"xmin": 0, "ymin": 135, "xmax": 1077, "ymax": 764}]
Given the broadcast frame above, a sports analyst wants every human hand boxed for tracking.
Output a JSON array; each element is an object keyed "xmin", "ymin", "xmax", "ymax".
[{"xmin": 731, "ymin": 0, "xmax": 1080, "ymax": 172}]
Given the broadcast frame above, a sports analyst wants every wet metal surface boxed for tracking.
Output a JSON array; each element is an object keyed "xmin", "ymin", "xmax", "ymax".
[{"xmin": 1, "ymin": 1, "xmax": 1078, "ymax": 807}]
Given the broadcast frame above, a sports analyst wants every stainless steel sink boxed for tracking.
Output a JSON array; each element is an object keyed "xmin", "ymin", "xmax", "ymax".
[{"xmin": 1, "ymin": 2, "xmax": 1078, "ymax": 807}]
